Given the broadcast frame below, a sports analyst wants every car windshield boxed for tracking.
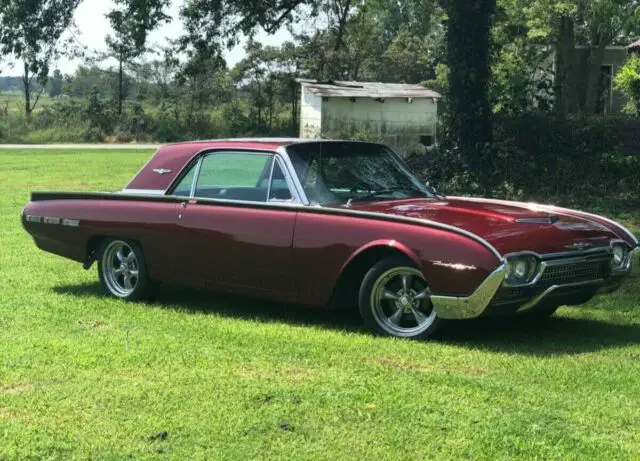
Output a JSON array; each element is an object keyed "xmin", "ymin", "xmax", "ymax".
[{"xmin": 287, "ymin": 142, "xmax": 434, "ymax": 205}]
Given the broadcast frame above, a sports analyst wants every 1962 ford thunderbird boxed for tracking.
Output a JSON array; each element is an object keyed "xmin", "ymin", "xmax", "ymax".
[{"xmin": 22, "ymin": 139, "xmax": 638, "ymax": 339}]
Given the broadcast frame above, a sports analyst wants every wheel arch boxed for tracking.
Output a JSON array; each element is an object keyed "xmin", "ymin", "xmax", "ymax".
[
  {"xmin": 329, "ymin": 240, "xmax": 422, "ymax": 309},
  {"xmin": 84, "ymin": 235, "xmax": 144, "ymax": 270}
]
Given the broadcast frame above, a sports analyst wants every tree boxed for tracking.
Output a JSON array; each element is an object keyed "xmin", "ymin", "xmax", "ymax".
[
  {"xmin": 440, "ymin": 0, "xmax": 497, "ymax": 189},
  {"xmin": 106, "ymin": 0, "xmax": 171, "ymax": 115},
  {"xmin": 490, "ymin": 0, "xmax": 555, "ymax": 115},
  {"xmin": 48, "ymin": 69, "xmax": 64, "ymax": 98},
  {"xmin": 578, "ymin": 0, "xmax": 640, "ymax": 114},
  {"xmin": 524, "ymin": 0, "xmax": 640, "ymax": 115},
  {"xmin": 614, "ymin": 54, "xmax": 640, "ymax": 115},
  {"xmin": 0, "ymin": 0, "xmax": 81, "ymax": 116}
]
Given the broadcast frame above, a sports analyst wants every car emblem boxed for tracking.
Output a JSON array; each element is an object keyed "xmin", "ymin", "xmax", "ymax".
[
  {"xmin": 153, "ymin": 168, "xmax": 172, "ymax": 175},
  {"xmin": 565, "ymin": 242, "xmax": 593, "ymax": 251}
]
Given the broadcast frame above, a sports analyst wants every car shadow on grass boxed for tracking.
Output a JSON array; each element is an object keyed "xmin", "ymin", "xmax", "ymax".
[
  {"xmin": 54, "ymin": 282, "xmax": 640, "ymax": 356},
  {"xmin": 54, "ymin": 282, "xmax": 366, "ymax": 334}
]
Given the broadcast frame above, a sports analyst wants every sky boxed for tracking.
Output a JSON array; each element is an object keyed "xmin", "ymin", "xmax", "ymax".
[{"xmin": 0, "ymin": 0, "xmax": 291, "ymax": 76}]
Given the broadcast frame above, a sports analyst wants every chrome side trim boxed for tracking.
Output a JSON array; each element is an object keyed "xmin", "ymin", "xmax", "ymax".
[
  {"xmin": 31, "ymin": 190, "xmax": 503, "ymax": 262},
  {"xmin": 273, "ymin": 156, "xmax": 303, "ymax": 204},
  {"xmin": 517, "ymin": 279, "xmax": 605, "ymax": 313},
  {"xmin": 189, "ymin": 156, "xmax": 204, "ymax": 197},
  {"xmin": 431, "ymin": 264, "xmax": 506, "ymax": 319},
  {"xmin": 25, "ymin": 214, "xmax": 80, "ymax": 227},
  {"xmin": 62, "ymin": 219, "xmax": 80, "ymax": 227},
  {"xmin": 432, "ymin": 261, "xmax": 477, "ymax": 271},
  {"xmin": 266, "ymin": 157, "xmax": 277, "ymax": 201},
  {"xmin": 276, "ymin": 146, "xmax": 310, "ymax": 205},
  {"xmin": 121, "ymin": 189, "xmax": 166, "ymax": 195},
  {"xmin": 25, "ymin": 215, "xmax": 42, "ymax": 223}
]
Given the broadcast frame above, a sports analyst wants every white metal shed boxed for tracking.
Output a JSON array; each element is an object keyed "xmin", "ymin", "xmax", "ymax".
[{"xmin": 297, "ymin": 79, "xmax": 441, "ymax": 154}]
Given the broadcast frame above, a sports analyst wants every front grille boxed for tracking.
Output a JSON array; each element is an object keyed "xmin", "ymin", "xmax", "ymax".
[{"xmin": 538, "ymin": 259, "xmax": 610, "ymax": 286}]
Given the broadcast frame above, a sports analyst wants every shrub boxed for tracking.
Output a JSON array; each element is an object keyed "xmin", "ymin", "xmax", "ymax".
[
  {"xmin": 614, "ymin": 55, "xmax": 640, "ymax": 116},
  {"xmin": 406, "ymin": 114, "xmax": 640, "ymax": 204}
]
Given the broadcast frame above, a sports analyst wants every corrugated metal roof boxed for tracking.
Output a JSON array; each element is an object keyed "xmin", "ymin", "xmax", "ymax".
[
  {"xmin": 297, "ymin": 78, "xmax": 441, "ymax": 99},
  {"xmin": 627, "ymin": 38, "xmax": 640, "ymax": 50}
]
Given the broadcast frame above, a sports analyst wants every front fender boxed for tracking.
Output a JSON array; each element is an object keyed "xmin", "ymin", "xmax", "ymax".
[{"xmin": 338, "ymin": 239, "xmax": 423, "ymax": 276}]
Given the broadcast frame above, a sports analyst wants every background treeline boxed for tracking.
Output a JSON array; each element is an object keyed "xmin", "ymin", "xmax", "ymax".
[{"xmin": 1, "ymin": 0, "xmax": 640, "ymax": 203}]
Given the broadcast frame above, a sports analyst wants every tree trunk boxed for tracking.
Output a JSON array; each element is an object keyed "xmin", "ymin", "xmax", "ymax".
[
  {"xmin": 23, "ymin": 62, "xmax": 32, "ymax": 117},
  {"xmin": 291, "ymin": 82, "xmax": 298, "ymax": 134},
  {"xmin": 443, "ymin": 0, "xmax": 496, "ymax": 190},
  {"xmin": 257, "ymin": 81, "xmax": 262, "ymax": 130},
  {"xmin": 553, "ymin": 16, "xmax": 574, "ymax": 117},
  {"xmin": 584, "ymin": 40, "xmax": 607, "ymax": 115},
  {"xmin": 118, "ymin": 56, "xmax": 124, "ymax": 115},
  {"xmin": 268, "ymin": 80, "xmax": 273, "ymax": 130}
]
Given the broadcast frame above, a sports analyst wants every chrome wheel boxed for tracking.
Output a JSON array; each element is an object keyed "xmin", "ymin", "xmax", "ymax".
[
  {"xmin": 370, "ymin": 267, "xmax": 436, "ymax": 337},
  {"xmin": 101, "ymin": 240, "xmax": 140, "ymax": 297}
]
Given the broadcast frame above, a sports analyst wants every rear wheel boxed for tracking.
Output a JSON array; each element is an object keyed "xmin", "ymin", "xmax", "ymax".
[
  {"xmin": 98, "ymin": 239, "xmax": 152, "ymax": 301},
  {"xmin": 359, "ymin": 257, "xmax": 442, "ymax": 339}
]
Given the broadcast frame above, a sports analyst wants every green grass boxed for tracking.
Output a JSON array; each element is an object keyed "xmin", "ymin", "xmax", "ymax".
[{"xmin": 1, "ymin": 148, "xmax": 640, "ymax": 460}]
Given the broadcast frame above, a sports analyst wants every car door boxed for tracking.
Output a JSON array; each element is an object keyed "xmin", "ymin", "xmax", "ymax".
[{"xmin": 170, "ymin": 150, "xmax": 298, "ymax": 300}]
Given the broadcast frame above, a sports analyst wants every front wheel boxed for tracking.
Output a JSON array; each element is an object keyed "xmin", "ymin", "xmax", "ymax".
[
  {"xmin": 359, "ymin": 257, "xmax": 442, "ymax": 339},
  {"xmin": 98, "ymin": 239, "xmax": 152, "ymax": 301}
]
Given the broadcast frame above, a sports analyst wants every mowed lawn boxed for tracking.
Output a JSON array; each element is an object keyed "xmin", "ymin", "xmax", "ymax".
[{"xmin": 1, "ymin": 148, "xmax": 640, "ymax": 461}]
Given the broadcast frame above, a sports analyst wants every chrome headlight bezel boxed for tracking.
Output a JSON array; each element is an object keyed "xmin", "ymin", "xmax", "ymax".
[
  {"xmin": 503, "ymin": 253, "xmax": 541, "ymax": 287},
  {"xmin": 610, "ymin": 241, "xmax": 632, "ymax": 272}
]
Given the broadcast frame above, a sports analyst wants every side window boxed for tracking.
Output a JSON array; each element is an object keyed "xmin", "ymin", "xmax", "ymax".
[
  {"xmin": 173, "ymin": 163, "xmax": 197, "ymax": 197},
  {"xmin": 194, "ymin": 153, "xmax": 272, "ymax": 202},
  {"xmin": 269, "ymin": 161, "xmax": 293, "ymax": 201}
]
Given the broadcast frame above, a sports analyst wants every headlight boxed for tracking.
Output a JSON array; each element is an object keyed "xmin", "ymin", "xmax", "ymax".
[
  {"xmin": 505, "ymin": 254, "xmax": 540, "ymax": 286},
  {"xmin": 611, "ymin": 243, "xmax": 629, "ymax": 268}
]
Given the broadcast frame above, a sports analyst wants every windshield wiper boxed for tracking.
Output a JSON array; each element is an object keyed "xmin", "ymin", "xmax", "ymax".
[{"xmin": 348, "ymin": 187, "xmax": 418, "ymax": 204}]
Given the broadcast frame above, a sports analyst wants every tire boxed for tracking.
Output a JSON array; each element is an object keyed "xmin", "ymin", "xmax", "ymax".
[
  {"xmin": 359, "ymin": 257, "xmax": 442, "ymax": 339},
  {"xmin": 98, "ymin": 239, "xmax": 153, "ymax": 301}
]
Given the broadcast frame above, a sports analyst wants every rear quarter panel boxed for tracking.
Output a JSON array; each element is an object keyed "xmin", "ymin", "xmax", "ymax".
[{"xmin": 22, "ymin": 199, "xmax": 176, "ymax": 281}]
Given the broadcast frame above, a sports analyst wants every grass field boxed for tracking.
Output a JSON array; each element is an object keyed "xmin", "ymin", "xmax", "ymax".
[{"xmin": 1, "ymin": 148, "xmax": 639, "ymax": 460}]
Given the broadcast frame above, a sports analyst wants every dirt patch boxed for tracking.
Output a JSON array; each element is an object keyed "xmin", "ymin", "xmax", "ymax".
[
  {"xmin": 0, "ymin": 407, "xmax": 18, "ymax": 419},
  {"xmin": 0, "ymin": 383, "xmax": 34, "ymax": 395},
  {"xmin": 78, "ymin": 319, "xmax": 109, "ymax": 329}
]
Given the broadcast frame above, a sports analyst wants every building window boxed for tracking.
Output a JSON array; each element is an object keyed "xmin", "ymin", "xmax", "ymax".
[{"xmin": 420, "ymin": 135, "xmax": 434, "ymax": 147}]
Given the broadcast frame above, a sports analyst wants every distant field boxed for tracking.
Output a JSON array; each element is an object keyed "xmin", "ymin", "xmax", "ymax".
[
  {"xmin": 0, "ymin": 90, "xmax": 58, "ymax": 114},
  {"xmin": 1, "ymin": 148, "xmax": 640, "ymax": 460}
]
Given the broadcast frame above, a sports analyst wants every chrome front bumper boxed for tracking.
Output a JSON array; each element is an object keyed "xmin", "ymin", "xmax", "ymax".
[
  {"xmin": 431, "ymin": 265, "xmax": 506, "ymax": 319},
  {"xmin": 431, "ymin": 246, "xmax": 638, "ymax": 320}
]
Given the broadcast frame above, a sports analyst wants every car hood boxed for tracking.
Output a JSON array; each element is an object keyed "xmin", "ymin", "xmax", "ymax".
[{"xmin": 338, "ymin": 197, "xmax": 620, "ymax": 255}]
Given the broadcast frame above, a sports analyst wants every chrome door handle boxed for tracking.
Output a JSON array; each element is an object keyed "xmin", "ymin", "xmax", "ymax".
[{"xmin": 180, "ymin": 202, "xmax": 187, "ymax": 209}]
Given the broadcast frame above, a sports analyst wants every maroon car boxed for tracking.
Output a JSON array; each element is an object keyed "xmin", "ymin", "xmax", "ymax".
[{"xmin": 22, "ymin": 139, "xmax": 638, "ymax": 339}]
